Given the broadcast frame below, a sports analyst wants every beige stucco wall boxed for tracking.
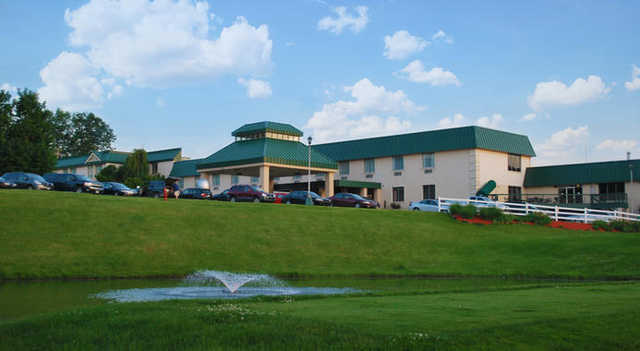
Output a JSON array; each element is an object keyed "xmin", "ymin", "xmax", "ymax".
[
  {"xmin": 627, "ymin": 181, "xmax": 640, "ymax": 213},
  {"xmin": 155, "ymin": 160, "xmax": 174, "ymax": 177},
  {"xmin": 474, "ymin": 149, "xmax": 531, "ymax": 195}
]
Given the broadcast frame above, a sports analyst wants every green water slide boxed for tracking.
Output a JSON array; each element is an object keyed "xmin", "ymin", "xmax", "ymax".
[{"xmin": 476, "ymin": 180, "xmax": 496, "ymax": 197}]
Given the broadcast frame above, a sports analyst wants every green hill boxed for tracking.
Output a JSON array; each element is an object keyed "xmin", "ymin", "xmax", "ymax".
[{"xmin": 1, "ymin": 190, "xmax": 639, "ymax": 279}]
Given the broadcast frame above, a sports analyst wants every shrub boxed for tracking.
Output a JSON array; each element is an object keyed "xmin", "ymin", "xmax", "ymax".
[
  {"xmin": 493, "ymin": 213, "xmax": 516, "ymax": 224},
  {"xmin": 448, "ymin": 204, "xmax": 464, "ymax": 216},
  {"xmin": 479, "ymin": 207, "xmax": 504, "ymax": 222},
  {"xmin": 608, "ymin": 220, "xmax": 640, "ymax": 233},
  {"xmin": 609, "ymin": 220, "xmax": 626, "ymax": 232},
  {"xmin": 523, "ymin": 212, "xmax": 552, "ymax": 225},
  {"xmin": 459, "ymin": 204, "xmax": 477, "ymax": 219},
  {"xmin": 390, "ymin": 202, "xmax": 401, "ymax": 210},
  {"xmin": 591, "ymin": 220, "xmax": 610, "ymax": 231}
]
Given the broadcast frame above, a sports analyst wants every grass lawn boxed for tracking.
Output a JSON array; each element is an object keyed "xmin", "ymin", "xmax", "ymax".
[
  {"xmin": 1, "ymin": 189, "xmax": 640, "ymax": 279},
  {"xmin": 1, "ymin": 282, "xmax": 639, "ymax": 350}
]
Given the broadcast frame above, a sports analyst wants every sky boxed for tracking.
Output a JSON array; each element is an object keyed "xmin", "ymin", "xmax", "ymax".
[{"xmin": 1, "ymin": 0, "xmax": 638, "ymax": 166}]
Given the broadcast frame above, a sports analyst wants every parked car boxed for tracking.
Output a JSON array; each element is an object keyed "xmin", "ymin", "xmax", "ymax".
[
  {"xmin": 211, "ymin": 189, "xmax": 231, "ymax": 201},
  {"xmin": 227, "ymin": 185, "xmax": 275, "ymax": 203},
  {"xmin": 43, "ymin": 173, "xmax": 104, "ymax": 193},
  {"xmin": 468, "ymin": 196, "xmax": 505, "ymax": 209},
  {"xmin": 329, "ymin": 192, "xmax": 378, "ymax": 208},
  {"xmin": 144, "ymin": 180, "xmax": 171, "ymax": 198},
  {"xmin": 273, "ymin": 191, "xmax": 289, "ymax": 204},
  {"xmin": 281, "ymin": 191, "xmax": 331, "ymax": 206},
  {"xmin": 0, "ymin": 176, "xmax": 17, "ymax": 189},
  {"xmin": 102, "ymin": 182, "xmax": 137, "ymax": 196},
  {"xmin": 180, "ymin": 188, "xmax": 212, "ymax": 200},
  {"xmin": 1, "ymin": 172, "xmax": 53, "ymax": 190},
  {"xmin": 409, "ymin": 199, "xmax": 448, "ymax": 212}
]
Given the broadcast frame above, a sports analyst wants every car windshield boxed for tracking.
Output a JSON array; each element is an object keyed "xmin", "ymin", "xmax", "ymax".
[
  {"xmin": 28, "ymin": 174, "xmax": 47, "ymax": 183},
  {"xmin": 112, "ymin": 183, "xmax": 128, "ymax": 190},
  {"xmin": 351, "ymin": 194, "xmax": 366, "ymax": 201},
  {"xmin": 75, "ymin": 175, "xmax": 92, "ymax": 182},
  {"xmin": 248, "ymin": 186, "xmax": 262, "ymax": 192}
]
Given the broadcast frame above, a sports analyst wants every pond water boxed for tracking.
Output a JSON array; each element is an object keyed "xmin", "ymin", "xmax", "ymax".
[{"xmin": 0, "ymin": 275, "xmax": 586, "ymax": 323}]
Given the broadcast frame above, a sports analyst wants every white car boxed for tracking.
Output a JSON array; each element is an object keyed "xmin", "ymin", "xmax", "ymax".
[
  {"xmin": 409, "ymin": 199, "xmax": 448, "ymax": 212},
  {"xmin": 468, "ymin": 196, "xmax": 505, "ymax": 209}
]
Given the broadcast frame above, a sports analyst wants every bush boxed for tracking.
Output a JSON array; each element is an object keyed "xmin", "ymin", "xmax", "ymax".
[
  {"xmin": 522, "ymin": 212, "xmax": 552, "ymax": 225},
  {"xmin": 448, "ymin": 204, "xmax": 463, "ymax": 216},
  {"xmin": 479, "ymin": 207, "xmax": 504, "ymax": 222},
  {"xmin": 459, "ymin": 204, "xmax": 477, "ymax": 219},
  {"xmin": 591, "ymin": 220, "xmax": 610, "ymax": 231},
  {"xmin": 390, "ymin": 202, "xmax": 401, "ymax": 210}
]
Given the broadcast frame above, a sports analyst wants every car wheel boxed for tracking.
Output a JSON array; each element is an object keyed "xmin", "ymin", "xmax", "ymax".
[
  {"xmin": 413, "ymin": 208, "xmax": 420, "ymax": 211},
  {"xmin": 355, "ymin": 203, "xmax": 361, "ymax": 208},
  {"xmin": 27, "ymin": 185, "xmax": 34, "ymax": 190},
  {"xmin": 230, "ymin": 197, "xmax": 236, "ymax": 202},
  {"xmin": 75, "ymin": 187, "xmax": 82, "ymax": 193},
  {"xmin": 329, "ymin": 202, "xmax": 334, "ymax": 207},
  {"xmin": 115, "ymin": 192, "xmax": 120, "ymax": 196},
  {"xmin": 253, "ymin": 197, "xmax": 260, "ymax": 203},
  {"xmin": 153, "ymin": 193, "xmax": 159, "ymax": 199},
  {"xmin": 286, "ymin": 200, "xmax": 291, "ymax": 205}
]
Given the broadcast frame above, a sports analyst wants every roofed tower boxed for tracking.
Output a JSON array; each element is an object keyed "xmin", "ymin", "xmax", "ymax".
[{"xmin": 231, "ymin": 121, "xmax": 303, "ymax": 142}]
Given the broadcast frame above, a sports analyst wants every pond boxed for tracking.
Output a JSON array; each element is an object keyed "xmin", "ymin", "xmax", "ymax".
[{"xmin": 0, "ymin": 274, "xmax": 587, "ymax": 323}]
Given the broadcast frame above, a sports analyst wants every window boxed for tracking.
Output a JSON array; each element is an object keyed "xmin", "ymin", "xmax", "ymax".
[
  {"xmin": 598, "ymin": 182, "xmax": 625, "ymax": 202},
  {"xmin": 212, "ymin": 174, "xmax": 220, "ymax": 186},
  {"xmin": 393, "ymin": 187, "xmax": 405, "ymax": 202},
  {"xmin": 508, "ymin": 154, "xmax": 521, "ymax": 172},
  {"xmin": 422, "ymin": 185, "xmax": 436, "ymax": 200},
  {"xmin": 339, "ymin": 161, "xmax": 350, "ymax": 175},
  {"xmin": 179, "ymin": 179, "xmax": 184, "ymax": 188},
  {"xmin": 393, "ymin": 156, "xmax": 404, "ymax": 170},
  {"xmin": 231, "ymin": 175, "xmax": 239, "ymax": 184},
  {"xmin": 250, "ymin": 176, "xmax": 259, "ymax": 184},
  {"xmin": 88, "ymin": 166, "xmax": 94, "ymax": 179},
  {"xmin": 364, "ymin": 159, "xmax": 375, "ymax": 174},
  {"xmin": 508, "ymin": 186, "xmax": 522, "ymax": 202},
  {"xmin": 151, "ymin": 162, "xmax": 158, "ymax": 174},
  {"xmin": 422, "ymin": 153, "xmax": 434, "ymax": 169}
]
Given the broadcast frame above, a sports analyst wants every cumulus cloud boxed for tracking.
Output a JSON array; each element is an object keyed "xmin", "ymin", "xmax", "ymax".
[
  {"xmin": 317, "ymin": 6, "xmax": 368, "ymax": 34},
  {"xmin": 596, "ymin": 139, "xmax": 637, "ymax": 151},
  {"xmin": 38, "ymin": 52, "xmax": 107, "ymax": 111},
  {"xmin": 396, "ymin": 60, "xmax": 460, "ymax": 86},
  {"xmin": 383, "ymin": 31, "xmax": 428, "ymax": 60},
  {"xmin": 625, "ymin": 65, "xmax": 640, "ymax": 91},
  {"xmin": 237, "ymin": 78, "xmax": 272, "ymax": 99},
  {"xmin": 432, "ymin": 29, "xmax": 453, "ymax": 44},
  {"xmin": 535, "ymin": 126, "xmax": 590, "ymax": 165},
  {"xmin": 438, "ymin": 113, "xmax": 504, "ymax": 129},
  {"xmin": 527, "ymin": 75, "xmax": 610, "ymax": 111},
  {"xmin": 521, "ymin": 113, "xmax": 537, "ymax": 121},
  {"xmin": 0, "ymin": 83, "xmax": 18, "ymax": 96},
  {"xmin": 306, "ymin": 78, "xmax": 420, "ymax": 142}
]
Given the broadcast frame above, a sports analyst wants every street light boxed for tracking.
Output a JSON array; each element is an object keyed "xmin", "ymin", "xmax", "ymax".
[{"xmin": 306, "ymin": 136, "xmax": 313, "ymax": 206}]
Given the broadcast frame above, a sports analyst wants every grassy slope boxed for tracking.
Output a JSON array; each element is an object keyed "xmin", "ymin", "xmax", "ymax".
[
  {"xmin": 1, "ymin": 190, "xmax": 640, "ymax": 279},
  {"xmin": 2, "ymin": 283, "xmax": 639, "ymax": 350}
]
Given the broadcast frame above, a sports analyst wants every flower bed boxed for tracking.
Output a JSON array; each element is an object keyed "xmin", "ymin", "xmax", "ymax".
[{"xmin": 453, "ymin": 215, "xmax": 594, "ymax": 231}]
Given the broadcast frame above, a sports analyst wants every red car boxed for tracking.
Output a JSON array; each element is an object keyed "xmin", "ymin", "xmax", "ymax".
[
  {"xmin": 273, "ymin": 192, "xmax": 289, "ymax": 204},
  {"xmin": 328, "ymin": 193, "xmax": 378, "ymax": 208},
  {"xmin": 227, "ymin": 185, "xmax": 275, "ymax": 203}
]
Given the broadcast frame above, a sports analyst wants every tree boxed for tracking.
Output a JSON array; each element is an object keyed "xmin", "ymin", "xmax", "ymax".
[
  {"xmin": 0, "ymin": 90, "xmax": 13, "ymax": 173},
  {"xmin": 50, "ymin": 109, "xmax": 71, "ymax": 157},
  {"xmin": 3, "ymin": 90, "xmax": 56, "ymax": 174},
  {"xmin": 61, "ymin": 112, "xmax": 116, "ymax": 157},
  {"xmin": 124, "ymin": 149, "xmax": 149, "ymax": 179},
  {"xmin": 96, "ymin": 165, "xmax": 119, "ymax": 182}
]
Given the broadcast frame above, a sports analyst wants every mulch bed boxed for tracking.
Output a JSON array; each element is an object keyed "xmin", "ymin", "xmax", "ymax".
[{"xmin": 453, "ymin": 215, "xmax": 594, "ymax": 231}]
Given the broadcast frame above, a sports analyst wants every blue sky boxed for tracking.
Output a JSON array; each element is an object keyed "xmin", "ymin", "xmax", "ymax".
[{"xmin": 1, "ymin": 0, "xmax": 638, "ymax": 165}]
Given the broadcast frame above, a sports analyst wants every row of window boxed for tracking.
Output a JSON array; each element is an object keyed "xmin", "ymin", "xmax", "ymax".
[
  {"xmin": 339, "ymin": 153, "xmax": 435, "ymax": 175},
  {"xmin": 392, "ymin": 184, "xmax": 437, "ymax": 202}
]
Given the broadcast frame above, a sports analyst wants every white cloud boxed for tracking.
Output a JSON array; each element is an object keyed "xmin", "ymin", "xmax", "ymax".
[
  {"xmin": 535, "ymin": 126, "xmax": 590, "ymax": 165},
  {"xmin": 0, "ymin": 83, "xmax": 18, "ymax": 96},
  {"xmin": 476, "ymin": 114, "xmax": 504, "ymax": 129},
  {"xmin": 438, "ymin": 113, "xmax": 466, "ymax": 128},
  {"xmin": 596, "ymin": 139, "xmax": 637, "ymax": 151},
  {"xmin": 438, "ymin": 113, "xmax": 503, "ymax": 129},
  {"xmin": 432, "ymin": 29, "xmax": 453, "ymax": 44},
  {"xmin": 521, "ymin": 113, "xmax": 537, "ymax": 121},
  {"xmin": 317, "ymin": 6, "xmax": 368, "ymax": 34},
  {"xmin": 237, "ymin": 78, "xmax": 272, "ymax": 99},
  {"xmin": 63, "ymin": 0, "xmax": 272, "ymax": 86},
  {"xmin": 38, "ymin": 51, "xmax": 106, "ymax": 111},
  {"xmin": 306, "ymin": 78, "xmax": 420, "ymax": 142},
  {"xmin": 396, "ymin": 60, "xmax": 460, "ymax": 86},
  {"xmin": 624, "ymin": 64, "xmax": 640, "ymax": 91},
  {"xmin": 527, "ymin": 75, "xmax": 610, "ymax": 111},
  {"xmin": 383, "ymin": 31, "xmax": 428, "ymax": 60}
]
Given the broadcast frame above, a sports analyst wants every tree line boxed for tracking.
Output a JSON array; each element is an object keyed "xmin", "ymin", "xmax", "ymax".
[{"xmin": 0, "ymin": 89, "xmax": 116, "ymax": 175}]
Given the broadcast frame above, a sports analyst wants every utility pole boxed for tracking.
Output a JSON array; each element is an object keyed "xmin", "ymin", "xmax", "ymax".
[
  {"xmin": 628, "ymin": 152, "xmax": 634, "ymax": 213},
  {"xmin": 306, "ymin": 136, "xmax": 313, "ymax": 206}
]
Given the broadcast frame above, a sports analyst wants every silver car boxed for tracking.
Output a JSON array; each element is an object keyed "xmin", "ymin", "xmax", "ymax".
[{"xmin": 409, "ymin": 199, "xmax": 447, "ymax": 212}]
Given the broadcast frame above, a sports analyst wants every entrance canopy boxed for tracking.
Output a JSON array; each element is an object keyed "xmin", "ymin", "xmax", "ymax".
[{"xmin": 196, "ymin": 121, "xmax": 338, "ymax": 194}]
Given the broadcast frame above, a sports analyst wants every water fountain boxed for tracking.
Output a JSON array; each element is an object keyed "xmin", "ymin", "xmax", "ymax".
[{"xmin": 95, "ymin": 270, "xmax": 359, "ymax": 302}]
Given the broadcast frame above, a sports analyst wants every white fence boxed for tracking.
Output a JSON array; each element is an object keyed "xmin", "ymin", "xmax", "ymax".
[{"xmin": 437, "ymin": 197, "xmax": 640, "ymax": 223}]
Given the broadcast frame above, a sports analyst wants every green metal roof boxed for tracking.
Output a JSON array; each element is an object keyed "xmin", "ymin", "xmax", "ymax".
[
  {"xmin": 231, "ymin": 121, "xmax": 303, "ymax": 137},
  {"xmin": 169, "ymin": 159, "xmax": 201, "ymax": 178},
  {"xmin": 88, "ymin": 151, "xmax": 129, "ymax": 165},
  {"xmin": 335, "ymin": 179, "xmax": 381, "ymax": 189},
  {"xmin": 55, "ymin": 155, "xmax": 90, "ymax": 169},
  {"xmin": 524, "ymin": 159, "xmax": 640, "ymax": 187},
  {"xmin": 148, "ymin": 148, "xmax": 181, "ymax": 162},
  {"xmin": 314, "ymin": 126, "xmax": 536, "ymax": 161},
  {"xmin": 197, "ymin": 138, "xmax": 338, "ymax": 170}
]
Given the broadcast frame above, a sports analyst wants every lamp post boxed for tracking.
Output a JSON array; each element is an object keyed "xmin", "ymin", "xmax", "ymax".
[{"xmin": 306, "ymin": 136, "xmax": 313, "ymax": 206}]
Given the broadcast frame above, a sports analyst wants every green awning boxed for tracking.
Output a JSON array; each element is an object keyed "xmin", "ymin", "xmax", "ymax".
[{"xmin": 335, "ymin": 179, "xmax": 381, "ymax": 189}]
